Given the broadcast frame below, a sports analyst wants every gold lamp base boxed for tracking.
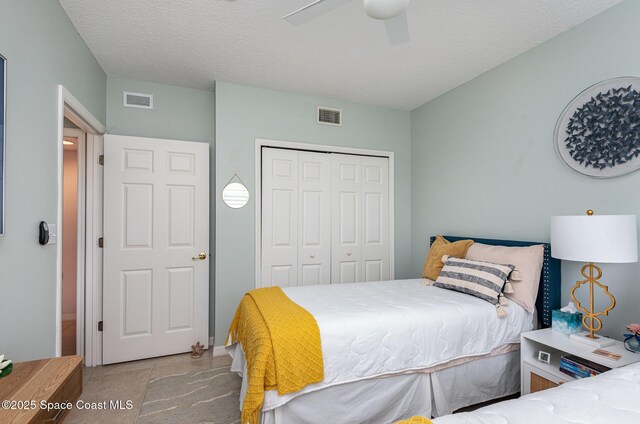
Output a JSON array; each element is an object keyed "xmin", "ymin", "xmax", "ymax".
[
  {"xmin": 569, "ymin": 262, "xmax": 616, "ymax": 345},
  {"xmin": 569, "ymin": 331, "xmax": 616, "ymax": 348}
]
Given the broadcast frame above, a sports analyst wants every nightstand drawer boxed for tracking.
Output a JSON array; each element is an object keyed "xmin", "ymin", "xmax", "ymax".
[
  {"xmin": 523, "ymin": 362, "xmax": 569, "ymax": 395},
  {"xmin": 530, "ymin": 371, "xmax": 560, "ymax": 393}
]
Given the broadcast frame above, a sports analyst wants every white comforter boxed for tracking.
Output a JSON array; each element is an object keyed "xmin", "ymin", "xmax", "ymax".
[
  {"xmin": 255, "ymin": 279, "xmax": 533, "ymax": 410},
  {"xmin": 434, "ymin": 361, "xmax": 640, "ymax": 423}
]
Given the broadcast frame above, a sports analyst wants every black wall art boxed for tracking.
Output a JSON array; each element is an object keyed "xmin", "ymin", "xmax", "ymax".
[{"xmin": 555, "ymin": 77, "xmax": 640, "ymax": 178}]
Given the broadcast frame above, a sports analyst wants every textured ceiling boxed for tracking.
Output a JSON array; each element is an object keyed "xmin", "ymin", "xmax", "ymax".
[{"xmin": 59, "ymin": 0, "xmax": 622, "ymax": 110}]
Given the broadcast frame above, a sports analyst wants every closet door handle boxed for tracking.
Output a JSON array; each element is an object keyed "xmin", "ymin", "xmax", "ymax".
[
  {"xmin": 347, "ymin": 251, "xmax": 352, "ymax": 256},
  {"xmin": 310, "ymin": 254, "xmax": 316, "ymax": 259}
]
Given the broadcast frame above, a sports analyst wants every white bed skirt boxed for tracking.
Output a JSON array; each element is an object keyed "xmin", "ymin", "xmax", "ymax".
[
  {"xmin": 430, "ymin": 350, "xmax": 520, "ymax": 417},
  {"xmin": 229, "ymin": 345, "xmax": 520, "ymax": 424}
]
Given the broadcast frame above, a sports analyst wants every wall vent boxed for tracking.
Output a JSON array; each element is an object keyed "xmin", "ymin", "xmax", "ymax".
[
  {"xmin": 317, "ymin": 106, "xmax": 342, "ymax": 126},
  {"xmin": 123, "ymin": 91, "xmax": 154, "ymax": 109}
]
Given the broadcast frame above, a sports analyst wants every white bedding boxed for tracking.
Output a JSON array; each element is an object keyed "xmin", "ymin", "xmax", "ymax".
[
  {"xmin": 231, "ymin": 278, "xmax": 533, "ymax": 411},
  {"xmin": 259, "ymin": 351, "xmax": 521, "ymax": 424},
  {"xmin": 434, "ymin": 361, "xmax": 640, "ymax": 424}
]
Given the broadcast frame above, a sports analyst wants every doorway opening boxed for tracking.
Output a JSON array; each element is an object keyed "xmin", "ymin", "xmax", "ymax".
[{"xmin": 61, "ymin": 125, "xmax": 85, "ymax": 356}]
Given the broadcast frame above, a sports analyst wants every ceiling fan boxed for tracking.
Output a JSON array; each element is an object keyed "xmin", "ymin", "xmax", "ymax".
[{"xmin": 283, "ymin": 0, "xmax": 411, "ymax": 45}]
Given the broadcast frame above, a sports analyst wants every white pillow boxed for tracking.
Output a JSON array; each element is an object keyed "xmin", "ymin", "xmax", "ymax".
[{"xmin": 465, "ymin": 243, "xmax": 544, "ymax": 313}]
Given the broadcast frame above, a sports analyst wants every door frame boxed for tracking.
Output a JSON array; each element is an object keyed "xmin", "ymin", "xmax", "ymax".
[
  {"xmin": 254, "ymin": 138, "xmax": 395, "ymax": 288},
  {"xmin": 57, "ymin": 86, "xmax": 106, "ymax": 365}
]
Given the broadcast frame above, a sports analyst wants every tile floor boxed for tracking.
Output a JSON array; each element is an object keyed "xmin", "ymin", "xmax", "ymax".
[
  {"xmin": 64, "ymin": 351, "xmax": 509, "ymax": 423},
  {"xmin": 65, "ymin": 350, "xmax": 241, "ymax": 424}
]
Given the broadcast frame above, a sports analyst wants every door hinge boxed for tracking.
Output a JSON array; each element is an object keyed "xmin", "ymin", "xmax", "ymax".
[
  {"xmin": 98, "ymin": 237, "xmax": 104, "ymax": 248},
  {"xmin": 98, "ymin": 155, "xmax": 104, "ymax": 165},
  {"xmin": 98, "ymin": 321, "xmax": 103, "ymax": 332}
]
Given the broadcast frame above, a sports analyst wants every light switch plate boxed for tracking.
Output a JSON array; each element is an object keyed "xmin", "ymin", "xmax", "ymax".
[{"xmin": 47, "ymin": 224, "xmax": 57, "ymax": 245}]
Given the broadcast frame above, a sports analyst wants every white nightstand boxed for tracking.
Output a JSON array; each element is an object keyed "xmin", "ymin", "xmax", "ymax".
[{"xmin": 520, "ymin": 328, "xmax": 640, "ymax": 395}]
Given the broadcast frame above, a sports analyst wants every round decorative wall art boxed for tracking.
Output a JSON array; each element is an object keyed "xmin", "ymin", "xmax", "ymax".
[{"xmin": 555, "ymin": 77, "xmax": 640, "ymax": 178}]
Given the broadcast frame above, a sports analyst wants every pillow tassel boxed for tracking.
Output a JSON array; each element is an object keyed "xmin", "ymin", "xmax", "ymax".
[
  {"xmin": 510, "ymin": 269, "xmax": 522, "ymax": 281},
  {"xmin": 504, "ymin": 281, "xmax": 514, "ymax": 294},
  {"xmin": 499, "ymin": 294, "xmax": 508, "ymax": 306},
  {"xmin": 496, "ymin": 304, "xmax": 507, "ymax": 318}
]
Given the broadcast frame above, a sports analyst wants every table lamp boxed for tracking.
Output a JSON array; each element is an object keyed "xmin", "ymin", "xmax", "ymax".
[{"xmin": 550, "ymin": 210, "xmax": 638, "ymax": 347}]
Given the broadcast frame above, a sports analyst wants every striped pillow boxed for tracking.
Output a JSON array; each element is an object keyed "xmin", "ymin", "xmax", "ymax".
[{"xmin": 434, "ymin": 257, "xmax": 515, "ymax": 306}]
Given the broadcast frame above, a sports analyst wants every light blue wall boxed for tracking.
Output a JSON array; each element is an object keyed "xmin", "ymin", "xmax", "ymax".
[
  {"xmin": 411, "ymin": 0, "xmax": 640, "ymax": 339},
  {"xmin": 215, "ymin": 81, "xmax": 411, "ymax": 345},
  {"xmin": 106, "ymin": 78, "xmax": 214, "ymax": 142},
  {"xmin": 0, "ymin": 0, "xmax": 106, "ymax": 360},
  {"xmin": 3, "ymin": 0, "xmax": 636, "ymax": 360},
  {"xmin": 106, "ymin": 77, "xmax": 216, "ymax": 336}
]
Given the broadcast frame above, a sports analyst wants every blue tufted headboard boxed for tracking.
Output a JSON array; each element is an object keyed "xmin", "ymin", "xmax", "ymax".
[{"xmin": 429, "ymin": 236, "xmax": 561, "ymax": 328}]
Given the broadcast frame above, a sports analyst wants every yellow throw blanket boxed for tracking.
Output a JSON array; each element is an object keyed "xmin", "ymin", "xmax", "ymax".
[
  {"xmin": 395, "ymin": 417, "xmax": 434, "ymax": 424},
  {"xmin": 227, "ymin": 286, "xmax": 324, "ymax": 424}
]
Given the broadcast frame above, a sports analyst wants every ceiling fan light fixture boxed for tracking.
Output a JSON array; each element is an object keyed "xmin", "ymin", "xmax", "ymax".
[{"xmin": 363, "ymin": 0, "xmax": 409, "ymax": 20}]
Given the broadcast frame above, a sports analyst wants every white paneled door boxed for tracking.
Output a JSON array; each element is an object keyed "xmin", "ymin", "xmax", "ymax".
[
  {"xmin": 261, "ymin": 147, "xmax": 390, "ymax": 287},
  {"xmin": 361, "ymin": 156, "xmax": 390, "ymax": 282},
  {"xmin": 331, "ymin": 154, "xmax": 363, "ymax": 283},
  {"xmin": 332, "ymin": 154, "xmax": 390, "ymax": 283},
  {"xmin": 298, "ymin": 152, "xmax": 332, "ymax": 285},
  {"xmin": 261, "ymin": 148, "xmax": 300, "ymax": 287},
  {"xmin": 103, "ymin": 135, "xmax": 209, "ymax": 364}
]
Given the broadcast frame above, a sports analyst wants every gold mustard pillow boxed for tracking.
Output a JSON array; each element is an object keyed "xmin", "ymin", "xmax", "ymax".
[{"xmin": 422, "ymin": 235, "xmax": 474, "ymax": 280}]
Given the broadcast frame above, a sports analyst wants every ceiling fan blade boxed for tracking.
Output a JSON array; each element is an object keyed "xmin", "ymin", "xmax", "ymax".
[
  {"xmin": 384, "ymin": 12, "xmax": 410, "ymax": 45},
  {"xmin": 283, "ymin": 0, "xmax": 352, "ymax": 25}
]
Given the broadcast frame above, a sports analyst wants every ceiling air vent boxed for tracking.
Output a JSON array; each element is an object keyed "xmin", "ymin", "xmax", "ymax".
[
  {"xmin": 317, "ymin": 106, "xmax": 342, "ymax": 126},
  {"xmin": 123, "ymin": 91, "xmax": 154, "ymax": 109}
]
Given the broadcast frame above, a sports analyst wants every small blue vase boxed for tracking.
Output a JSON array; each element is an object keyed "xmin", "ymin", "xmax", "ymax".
[{"xmin": 624, "ymin": 334, "xmax": 640, "ymax": 353}]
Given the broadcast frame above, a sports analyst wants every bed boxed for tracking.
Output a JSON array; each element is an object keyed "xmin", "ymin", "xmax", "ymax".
[
  {"xmin": 433, "ymin": 361, "xmax": 640, "ymax": 423},
  {"xmin": 227, "ymin": 236, "xmax": 561, "ymax": 424}
]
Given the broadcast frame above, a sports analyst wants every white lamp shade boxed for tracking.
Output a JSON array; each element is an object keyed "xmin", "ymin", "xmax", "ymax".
[{"xmin": 550, "ymin": 214, "xmax": 638, "ymax": 263}]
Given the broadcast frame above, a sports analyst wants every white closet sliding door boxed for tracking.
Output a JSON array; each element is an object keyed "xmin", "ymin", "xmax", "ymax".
[
  {"xmin": 331, "ymin": 154, "xmax": 390, "ymax": 284},
  {"xmin": 361, "ymin": 156, "xmax": 390, "ymax": 282},
  {"xmin": 261, "ymin": 148, "xmax": 299, "ymax": 287},
  {"xmin": 331, "ymin": 154, "xmax": 363, "ymax": 283},
  {"xmin": 298, "ymin": 152, "xmax": 332, "ymax": 285},
  {"xmin": 261, "ymin": 148, "xmax": 332, "ymax": 287},
  {"xmin": 261, "ymin": 147, "xmax": 390, "ymax": 288}
]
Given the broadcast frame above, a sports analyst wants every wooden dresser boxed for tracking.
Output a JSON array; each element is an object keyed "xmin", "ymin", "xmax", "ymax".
[{"xmin": 0, "ymin": 355, "xmax": 82, "ymax": 423}]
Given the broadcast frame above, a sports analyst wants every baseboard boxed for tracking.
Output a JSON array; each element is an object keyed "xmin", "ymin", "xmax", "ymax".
[
  {"xmin": 212, "ymin": 345, "xmax": 228, "ymax": 357},
  {"xmin": 62, "ymin": 313, "xmax": 77, "ymax": 321}
]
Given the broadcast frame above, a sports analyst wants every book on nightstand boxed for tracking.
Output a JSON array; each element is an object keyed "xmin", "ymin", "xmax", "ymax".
[{"xmin": 559, "ymin": 355, "xmax": 611, "ymax": 379}]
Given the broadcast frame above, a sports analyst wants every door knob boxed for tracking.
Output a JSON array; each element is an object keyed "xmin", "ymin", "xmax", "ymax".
[
  {"xmin": 347, "ymin": 251, "xmax": 352, "ymax": 256},
  {"xmin": 310, "ymin": 254, "xmax": 316, "ymax": 259},
  {"xmin": 192, "ymin": 252, "xmax": 208, "ymax": 261}
]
